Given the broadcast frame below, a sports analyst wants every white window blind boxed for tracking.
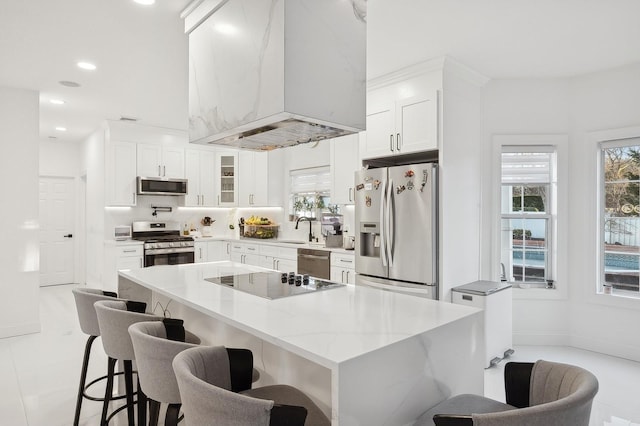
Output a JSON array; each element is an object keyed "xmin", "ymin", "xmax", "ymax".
[
  {"xmin": 501, "ymin": 147, "xmax": 554, "ymax": 184},
  {"xmin": 290, "ymin": 166, "xmax": 331, "ymax": 194}
]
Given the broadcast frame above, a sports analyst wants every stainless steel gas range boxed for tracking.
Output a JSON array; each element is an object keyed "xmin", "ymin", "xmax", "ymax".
[{"xmin": 132, "ymin": 221, "xmax": 195, "ymax": 267}]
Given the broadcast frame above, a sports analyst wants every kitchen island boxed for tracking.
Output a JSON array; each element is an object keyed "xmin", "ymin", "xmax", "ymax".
[{"xmin": 119, "ymin": 261, "xmax": 484, "ymax": 426}]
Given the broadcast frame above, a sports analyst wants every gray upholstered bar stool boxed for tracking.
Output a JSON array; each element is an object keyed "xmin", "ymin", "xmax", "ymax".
[
  {"xmin": 71, "ymin": 287, "xmax": 123, "ymax": 426},
  {"xmin": 173, "ymin": 345, "xmax": 330, "ymax": 426},
  {"xmin": 128, "ymin": 320, "xmax": 201, "ymax": 426},
  {"xmin": 94, "ymin": 299, "xmax": 163, "ymax": 426}
]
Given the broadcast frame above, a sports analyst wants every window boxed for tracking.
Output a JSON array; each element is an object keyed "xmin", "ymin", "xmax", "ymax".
[
  {"xmin": 289, "ymin": 166, "xmax": 333, "ymax": 220},
  {"xmin": 500, "ymin": 147, "xmax": 556, "ymax": 287},
  {"xmin": 599, "ymin": 140, "xmax": 640, "ymax": 296}
]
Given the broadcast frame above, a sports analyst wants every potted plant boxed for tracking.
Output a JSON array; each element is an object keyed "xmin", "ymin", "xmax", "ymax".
[{"xmin": 201, "ymin": 216, "xmax": 215, "ymax": 236}]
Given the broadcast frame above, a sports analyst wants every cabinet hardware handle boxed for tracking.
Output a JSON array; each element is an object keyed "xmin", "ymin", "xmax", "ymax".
[
  {"xmin": 390, "ymin": 134, "xmax": 394, "ymax": 152},
  {"xmin": 201, "ymin": 195, "xmax": 204, "ymax": 205},
  {"xmin": 140, "ymin": 258, "xmax": 143, "ymax": 268},
  {"xmin": 123, "ymin": 249, "xmax": 136, "ymax": 253},
  {"xmin": 158, "ymin": 165, "xmax": 161, "ymax": 176},
  {"xmin": 396, "ymin": 133, "xmax": 401, "ymax": 151},
  {"xmin": 340, "ymin": 259, "xmax": 353, "ymax": 264},
  {"xmin": 349, "ymin": 188, "xmax": 353, "ymax": 202},
  {"xmin": 226, "ymin": 244, "xmax": 230, "ymax": 255},
  {"xmin": 199, "ymin": 247, "xmax": 202, "ymax": 258},
  {"xmin": 346, "ymin": 271, "xmax": 350, "ymax": 282},
  {"xmin": 341, "ymin": 270, "xmax": 345, "ymax": 282},
  {"xmin": 132, "ymin": 193, "xmax": 135, "ymax": 204},
  {"xmin": 217, "ymin": 195, "xmax": 220, "ymax": 205},
  {"xmin": 163, "ymin": 165, "xmax": 166, "ymax": 176}
]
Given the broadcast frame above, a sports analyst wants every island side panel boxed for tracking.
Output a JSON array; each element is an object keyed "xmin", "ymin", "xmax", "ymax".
[{"xmin": 335, "ymin": 311, "xmax": 484, "ymax": 426}]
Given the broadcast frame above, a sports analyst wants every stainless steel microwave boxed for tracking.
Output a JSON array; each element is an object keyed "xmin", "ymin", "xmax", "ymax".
[{"xmin": 137, "ymin": 177, "xmax": 188, "ymax": 196}]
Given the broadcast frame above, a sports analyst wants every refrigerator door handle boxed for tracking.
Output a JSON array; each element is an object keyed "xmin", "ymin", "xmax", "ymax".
[
  {"xmin": 386, "ymin": 178, "xmax": 394, "ymax": 267},
  {"xmin": 380, "ymin": 178, "xmax": 387, "ymax": 267}
]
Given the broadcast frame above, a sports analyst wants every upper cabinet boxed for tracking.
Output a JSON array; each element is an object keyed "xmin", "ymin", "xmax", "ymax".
[
  {"xmin": 137, "ymin": 144, "xmax": 185, "ymax": 178},
  {"xmin": 330, "ymin": 134, "xmax": 360, "ymax": 204},
  {"xmin": 184, "ymin": 149, "xmax": 216, "ymax": 207},
  {"xmin": 216, "ymin": 151, "xmax": 238, "ymax": 206},
  {"xmin": 238, "ymin": 151, "xmax": 269, "ymax": 207},
  {"xmin": 362, "ymin": 88, "xmax": 438, "ymax": 159},
  {"xmin": 362, "ymin": 90, "xmax": 438, "ymax": 158},
  {"xmin": 106, "ymin": 141, "xmax": 137, "ymax": 206}
]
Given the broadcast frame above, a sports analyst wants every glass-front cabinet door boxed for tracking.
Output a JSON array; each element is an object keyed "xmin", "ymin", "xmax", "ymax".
[{"xmin": 216, "ymin": 152, "xmax": 238, "ymax": 206}]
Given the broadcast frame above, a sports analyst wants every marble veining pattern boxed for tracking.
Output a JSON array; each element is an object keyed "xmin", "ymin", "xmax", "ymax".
[{"xmin": 188, "ymin": 0, "xmax": 366, "ymax": 146}]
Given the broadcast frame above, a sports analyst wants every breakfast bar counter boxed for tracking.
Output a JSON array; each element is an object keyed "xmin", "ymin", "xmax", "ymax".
[{"xmin": 119, "ymin": 261, "xmax": 484, "ymax": 426}]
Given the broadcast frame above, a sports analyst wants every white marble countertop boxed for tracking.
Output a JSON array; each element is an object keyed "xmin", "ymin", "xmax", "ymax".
[
  {"xmin": 119, "ymin": 261, "xmax": 480, "ymax": 369},
  {"xmin": 192, "ymin": 237, "xmax": 355, "ymax": 254}
]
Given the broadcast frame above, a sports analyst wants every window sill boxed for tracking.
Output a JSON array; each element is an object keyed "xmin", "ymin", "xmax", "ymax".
[
  {"xmin": 586, "ymin": 291, "xmax": 640, "ymax": 311},
  {"xmin": 512, "ymin": 285, "xmax": 567, "ymax": 301}
]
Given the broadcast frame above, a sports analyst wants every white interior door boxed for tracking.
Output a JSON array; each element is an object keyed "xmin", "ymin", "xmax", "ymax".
[{"xmin": 39, "ymin": 176, "xmax": 75, "ymax": 286}]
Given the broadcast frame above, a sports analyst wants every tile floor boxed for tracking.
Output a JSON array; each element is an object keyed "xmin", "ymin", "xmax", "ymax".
[{"xmin": 2, "ymin": 283, "xmax": 639, "ymax": 425}]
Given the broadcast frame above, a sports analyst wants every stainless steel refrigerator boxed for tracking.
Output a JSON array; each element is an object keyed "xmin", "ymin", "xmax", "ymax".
[{"xmin": 354, "ymin": 163, "xmax": 438, "ymax": 299}]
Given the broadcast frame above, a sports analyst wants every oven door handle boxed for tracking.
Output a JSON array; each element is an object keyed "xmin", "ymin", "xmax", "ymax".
[
  {"xmin": 145, "ymin": 247, "xmax": 195, "ymax": 255},
  {"xmin": 298, "ymin": 254, "xmax": 330, "ymax": 261}
]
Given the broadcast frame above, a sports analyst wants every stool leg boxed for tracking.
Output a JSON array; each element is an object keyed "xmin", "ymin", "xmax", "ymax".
[
  {"xmin": 148, "ymin": 399, "xmax": 160, "ymax": 426},
  {"xmin": 74, "ymin": 335, "xmax": 97, "ymax": 426},
  {"xmin": 137, "ymin": 377, "xmax": 147, "ymax": 426},
  {"xmin": 101, "ymin": 357, "xmax": 116, "ymax": 426},
  {"xmin": 165, "ymin": 403, "xmax": 181, "ymax": 426},
  {"xmin": 123, "ymin": 360, "xmax": 135, "ymax": 426}
]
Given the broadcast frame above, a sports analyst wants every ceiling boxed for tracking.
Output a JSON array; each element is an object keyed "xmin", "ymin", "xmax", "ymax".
[{"xmin": 1, "ymin": 0, "xmax": 640, "ymax": 144}]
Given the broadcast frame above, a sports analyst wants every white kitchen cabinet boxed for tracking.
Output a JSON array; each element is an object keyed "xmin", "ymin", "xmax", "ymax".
[
  {"xmin": 362, "ymin": 88, "xmax": 438, "ymax": 159},
  {"xmin": 184, "ymin": 149, "xmax": 216, "ymax": 207},
  {"xmin": 216, "ymin": 152, "xmax": 238, "ymax": 206},
  {"xmin": 331, "ymin": 252, "xmax": 355, "ymax": 284},
  {"xmin": 330, "ymin": 134, "xmax": 360, "ymax": 205},
  {"xmin": 194, "ymin": 241, "xmax": 208, "ymax": 263},
  {"xmin": 206, "ymin": 241, "xmax": 225, "ymax": 261},
  {"xmin": 137, "ymin": 144, "xmax": 185, "ymax": 178},
  {"xmin": 260, "ymin": 245, "xmax": 298, "ymax": 272},
  {"xmin": 105, "ymin": 241, "xmax": 144, "ymax": 292},
  {"xmin": 229, "ymin": 241, "xmax": 263, "ymax": 265},
  {"xmin": 239, "ymin": 151, "xmax": 269, "ymax": 206},
  {"xmin": 106, "ymin": 141, "xmax": 137, "ymax": 206}
]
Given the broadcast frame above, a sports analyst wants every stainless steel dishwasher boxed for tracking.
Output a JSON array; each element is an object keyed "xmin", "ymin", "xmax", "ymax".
[{"xmin": 297, "ymin": 248, "xmax": 331, "ymax": 279}]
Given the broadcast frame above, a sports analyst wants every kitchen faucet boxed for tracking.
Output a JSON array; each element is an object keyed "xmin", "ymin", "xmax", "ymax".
[{"xmin": 295, "ymin": 217, "xmax": 316, "ymax": 242}]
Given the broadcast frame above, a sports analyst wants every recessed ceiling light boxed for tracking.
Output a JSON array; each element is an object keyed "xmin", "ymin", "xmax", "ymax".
[
  {"xmin": 77, "ymin": 61, "xmax": 97, "ymax": 71},
  {"xmin": 55, "ymin": 126, "xmax": 67, "ymax": 132},
  {"xmin": 134, "ymin": 0, "xmax": 155, "ymax": 5},
  {"xmin": 49, "ymin": 99, "xmax": 65, "ymax": 105},
  {"xmin": 59, "ymin": 80, "xmax": 81, "ymax": 88}
]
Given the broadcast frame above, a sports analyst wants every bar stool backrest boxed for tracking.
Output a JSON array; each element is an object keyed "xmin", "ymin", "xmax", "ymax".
[
  {"xmin": 173, "ymin": 346, "xmax": 274, "ymax": 426},
  {"xmin": 94, "ymin": 300, "xmax": 163, "ymax": 361},
  {"xmin": 72, "ymin": 288, "xmax": 122, "ymax": 337},
  {"xmin": 129, "ymin": 321, "xmax": 201, "ymax": 404}
]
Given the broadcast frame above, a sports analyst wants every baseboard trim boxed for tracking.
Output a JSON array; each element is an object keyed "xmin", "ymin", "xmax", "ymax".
[
  {"xmin": 513, "ymin": 333, "xmax": 569, "ymax": 346},
  {"xmin": 570, "ymin": 335, "xmax": 640, "ymax": 363},
  {"xmin": 0, "ymin": 322, "xmax": 40, "ymax": 339}
]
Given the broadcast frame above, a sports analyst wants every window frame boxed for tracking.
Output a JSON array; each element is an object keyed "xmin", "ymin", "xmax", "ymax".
[
  {"xmin": 491, "ymin": 135, "xmax": 568, "ymax": 301},
  {"xmin": 500, "ymin": 148, "xmax": 554, "ymax": 287},
  {"xmin": 598, "ymin": 138, "xmax": 640, "ymax": 299}
]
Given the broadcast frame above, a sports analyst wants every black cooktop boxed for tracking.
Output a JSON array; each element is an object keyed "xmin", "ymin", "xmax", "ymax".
[{"xmin": 205, "ymin": 272, "xmax": 345, "ymax": 300}]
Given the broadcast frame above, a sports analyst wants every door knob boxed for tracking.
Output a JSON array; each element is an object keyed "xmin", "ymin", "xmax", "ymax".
[{"xmin": 64, "ymin": 234, "xmax": 73, "ymax": 238}]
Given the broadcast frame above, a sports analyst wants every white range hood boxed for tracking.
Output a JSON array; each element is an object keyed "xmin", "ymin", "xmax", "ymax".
[{"xmin": 183, "ymin": 0, "xmax": 366, "ymax": 151}]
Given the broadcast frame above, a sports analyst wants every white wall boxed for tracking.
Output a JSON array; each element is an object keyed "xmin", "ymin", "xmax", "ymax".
[
  {"xmin": 0, "ymin": 87, "xmax": 40, "ymax": 338},
  {"xmin": 482, "ymin": 63, "xmax": 640, "ymax": 360}
]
